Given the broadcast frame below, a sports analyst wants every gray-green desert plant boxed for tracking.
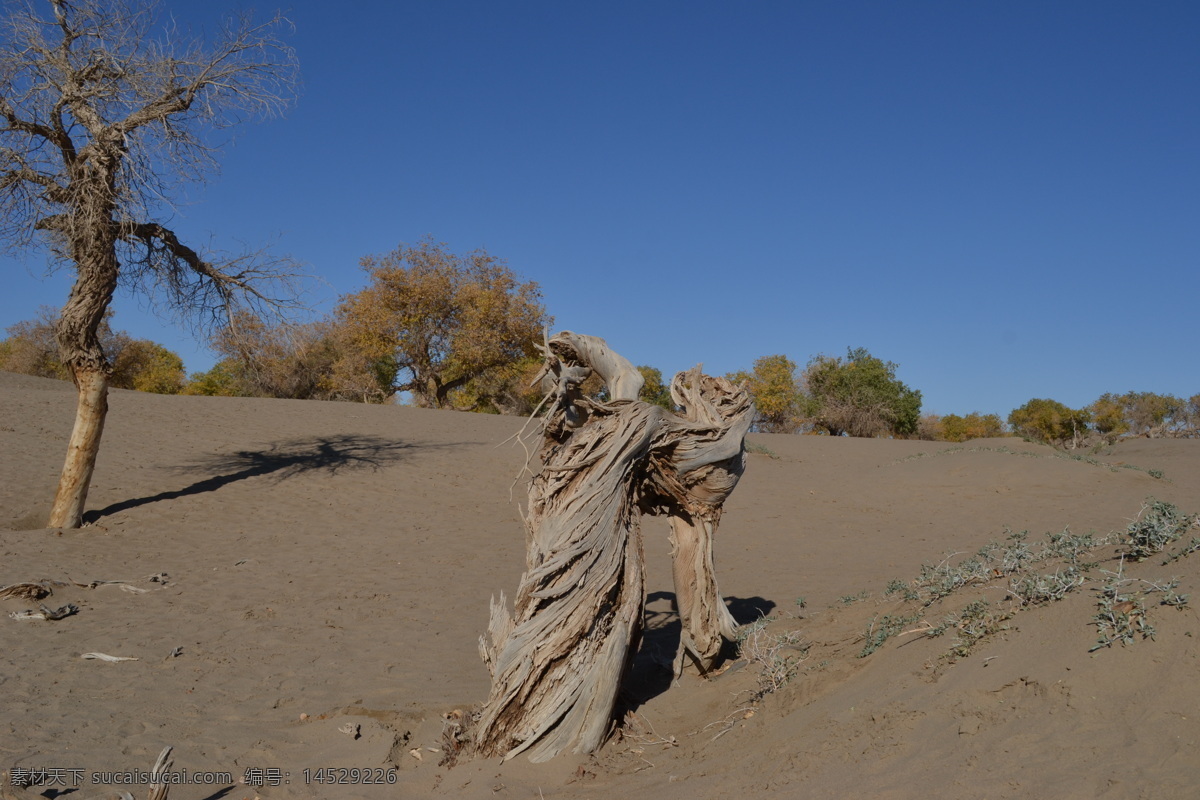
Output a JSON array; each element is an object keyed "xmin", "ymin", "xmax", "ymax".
[
  {"xmin": 1088, "ymin": 562, "xmax": 1187, "ymax": 652},
  {"xmin": 859, "ymin": 612, "xmax": 922, "ymax": 658},
  {"xmin": 1123, "ymin": 499, "xmax": 1198, "ymax": 561},
  {"xmin": 1009, "ymin": 567, "xmax": 1086, "ymax": 605},
  {"xmin": 945, "ymin": 600, "xmax": 1010, "ymax": 660}
]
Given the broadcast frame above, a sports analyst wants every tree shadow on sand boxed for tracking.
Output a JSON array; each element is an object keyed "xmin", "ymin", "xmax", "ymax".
[
  {"xmin": 621, "ymin": 592, "xmax": 776, "ymax": 709},
  {"xmin": 83, "ymin": 433, "xmax": 431, "ymax": 523}
]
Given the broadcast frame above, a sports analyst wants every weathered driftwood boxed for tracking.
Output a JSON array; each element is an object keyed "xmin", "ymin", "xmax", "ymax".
[
  {"xmin": 0, "ymin": 582, "xmax": 52, "ymax": 600},
  {"xmin": 9, "ymin": 603, "xmax": 77, "ymax": 621},
  {"xmin": 145, "ymin": 747, "xmax": 174, "ymax": 800},
  {"xmin": 0, "ymin": 577, "xmax": 159, "ymax": 600},
  {"xmin": 474, "ymin": 332, "xmax": 752, "ymax": 762},
  {"xmin": 79, "ymin": 652, "xmax": 139, "ymax": 662},
  {"xmin": 2, "ymin": 747, "xmax": 171, "ymax": 800}
]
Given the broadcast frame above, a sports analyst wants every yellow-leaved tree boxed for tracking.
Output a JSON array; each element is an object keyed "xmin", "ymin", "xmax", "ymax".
[
  {"xmin": 727, "ymin": 354, "xmax": 804, "ymax": 433},
  {"xmin": 335, "ymin": 238, "xmax": 549, "ymax": 408},
  {"xmin": 1, "ymin": 308, "xmax": 184, "ymax": 394},
  {"xmin": 939, "ymin": 412, "xmax": 1005, "ymax": 442}
]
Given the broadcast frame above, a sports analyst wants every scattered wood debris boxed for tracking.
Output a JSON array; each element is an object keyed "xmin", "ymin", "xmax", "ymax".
[
  {"xmin": 80, "ymin": 652, "xmax": 139, "ymax": 662},
  {"xmin": 9, "ymin": 603, "xmax": 77, "ymax": 621}
]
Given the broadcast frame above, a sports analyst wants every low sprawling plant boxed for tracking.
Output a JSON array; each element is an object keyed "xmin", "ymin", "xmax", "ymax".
[
  {"xmin": 736, "ymin": 617, "xmax": 808, "ymax": 700},
  {"xmin": 1122, "ymin": 499, "xmax": 1199, "ymax": 561},
  {"xmin": 859, "ymin": 612, "xmax": 922, "ymax": 658}
]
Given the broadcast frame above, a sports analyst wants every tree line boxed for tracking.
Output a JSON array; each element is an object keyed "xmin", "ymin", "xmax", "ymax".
[
  {"xmin": 0, "ymin": 0, "xmax": 1192, "ymax": 530},
  {"xmin": 1, "ymin": 238, "xmax": 677, "ymax": 413},
  {"xmin": 7, "ymin": 240, "xmax": 1196, "ymax": 449},
  {"xmin": 725, "ymin": 352, "xmax": 1198, "ymax": 444}
]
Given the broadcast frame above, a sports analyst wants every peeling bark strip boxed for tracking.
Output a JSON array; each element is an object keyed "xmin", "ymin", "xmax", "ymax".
[{"xmin": 474, "ymin": 332, "xmax": 753, "ymax": 761}]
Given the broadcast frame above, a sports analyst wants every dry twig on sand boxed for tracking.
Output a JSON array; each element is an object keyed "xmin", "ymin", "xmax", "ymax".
[{"xmin": 9, "ymin": 603, "xmax": 77, "ymax": 621}]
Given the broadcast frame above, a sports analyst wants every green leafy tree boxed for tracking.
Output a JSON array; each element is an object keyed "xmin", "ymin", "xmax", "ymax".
[
  {"xmin": 1008, "ymin": 398, "xmax": 1091, "ymax": 448},
  {"xmin": 335, "ymin": 238, "xmax": 549, "ymax": 409},
  {"xmin": 803, "ymin": 348, "xmax": 921, "ymax": 437},
  {"xmin": 727, "ymin": 354, "xmax": 804, "ymax": 433},
  {"xmin": 636, "ymin": 365, "xmax": 674, "ymax": 410},
  {"xmin": 181, "ymin": 360, "xmax": 246, "ymax": 397}
]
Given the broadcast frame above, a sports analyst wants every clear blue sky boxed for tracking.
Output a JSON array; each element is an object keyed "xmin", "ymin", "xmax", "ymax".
[{"xmin": 4, "ymin": 0, "xmax": 1198, "ymax": 416}]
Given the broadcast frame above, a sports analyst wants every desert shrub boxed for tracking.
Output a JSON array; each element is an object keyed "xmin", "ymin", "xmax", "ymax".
[
  {"xmin": 1088, "ymin": 564, "xmax": 1175, "ymax": 651},
  {"xmin": 913, "ymin": 553, "xmax": 993, "ymax": 604},
  {"xmin": 181, "ymin": 360, "xmax": 248, "ymax": 396},
  {"xmin": 1008, "ymin": 398, "xmax": 1091, "ymax": 448},
  {"xmin": 745, "ymin": 441, "xmax": 780, "ymax": 459},
  {"xmin": 912, "ymin": 528, "xmax": 1101, "ymax": 607},
  {"xmin": 859, "ymin": 612, "xmax": 922, "ymax": 657},
  {"xmin": 1009, "ymin": 567, "xmax": 1086, "ymax": 605},
  {"xmin": 927, "ymin": 600, "xmax": 1011, "ymax": 660},
  {"xmin": 2, "ymin": 307, "xmax": 184, "ymax": 393},
  {"xmin": 916, "ymin": 414, "xmax": 944, "ymax": 441},
  {"xmin": 1163, "ymin": 538, "xmax": 1200, "ymax": 565},
  {"xmin": 736, "ymin": 617, "xmax": 808, "ymax": 698},
  {"xmin": 939, "ymin": 412, "xmax": 1005, "ymax": 442},
  {"xmin": 1122, "ymin": 499, "xmax": 1198, "ymax": 561},
  {"xmin": 838, "ymin": 589, "xmax": 870, "ymax": 605},
  {"xmin": 110, "ymin": 340, "xmax": 185, "ymax": 394}
]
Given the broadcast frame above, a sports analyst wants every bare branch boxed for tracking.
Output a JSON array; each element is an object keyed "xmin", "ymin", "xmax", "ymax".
[
  {"xmin": 116, "ymin": 220, "xmax": 304, "ymax": 329},
  {"xmin": 0, "ymin": 161, "xmax": 69, "ymax": 203},
  {"xmin": 0, "ymin": 0, "xmax": 301, "ymax": 323}
]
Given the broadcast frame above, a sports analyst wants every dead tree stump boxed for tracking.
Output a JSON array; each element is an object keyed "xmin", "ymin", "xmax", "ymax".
[{"xmin": 473, "ymin": 332, "xmax": 753, "ymax": 761}]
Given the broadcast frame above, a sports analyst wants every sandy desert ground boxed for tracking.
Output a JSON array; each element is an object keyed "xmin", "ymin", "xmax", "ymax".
[{"xmin": 2, "ymin": 369, "xmax": 1198, "ymax": 799}]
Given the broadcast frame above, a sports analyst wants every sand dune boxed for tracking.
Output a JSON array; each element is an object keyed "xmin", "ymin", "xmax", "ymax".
[{"xmin": 2, "ymin": 370, "xmax": 1197, "ymax": 799}]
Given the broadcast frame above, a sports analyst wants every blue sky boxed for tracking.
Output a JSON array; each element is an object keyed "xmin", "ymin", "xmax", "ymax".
[{"xmin": 4, "ymin": 1, "xmax": 1198, "ymax": 416}]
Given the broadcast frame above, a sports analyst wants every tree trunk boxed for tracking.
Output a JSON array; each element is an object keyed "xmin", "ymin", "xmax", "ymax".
[
  {"xmin": 473, "ymin": 334, "xmax": 753, "ymax": 762},
  {"xmin": 49, "ymin": 197, "xmax": 119, "ymax": 529},
  {"xmin": 668, "ymin": 509, "xmax": 740, "ymax": 677},
  {"xmin": 475, "ymin": 401, "xmax": 659, "ymax": 762},
  {"xmin": 48, "ymin": 367, "xmax": 109, "ymax": 528}
]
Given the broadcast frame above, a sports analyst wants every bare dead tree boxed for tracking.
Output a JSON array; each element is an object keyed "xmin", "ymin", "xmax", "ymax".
[
  {"xmin": 473, "ymin": 331, "xmax": 753, "ymax": 761},
  {"xmin": 0, "ymin": 0, "xmax": 301, "ymax": 527}
]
